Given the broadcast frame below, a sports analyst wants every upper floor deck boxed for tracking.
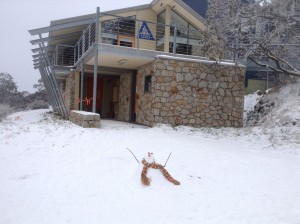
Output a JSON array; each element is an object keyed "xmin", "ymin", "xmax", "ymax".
[{"xmin": 29, "ymin": 0, "xmax": 221, "ymax": 73}]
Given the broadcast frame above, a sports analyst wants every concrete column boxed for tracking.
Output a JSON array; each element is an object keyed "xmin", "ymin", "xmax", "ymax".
[
  {"xmin": 80, "ymin": 61, "xmax": 84, "ymax": 111},
  {"xmin": 92, "ymin": 7, "xmax": 100, "ymax": 113},
  {"xmin": 74, "ymin": 71, "xmax": 80, "ymax": 110}
]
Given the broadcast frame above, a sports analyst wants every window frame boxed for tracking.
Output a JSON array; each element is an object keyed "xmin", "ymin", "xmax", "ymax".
[{"xmin": 144, "ymin": 75, "xmax": 152, "ymax": 93}]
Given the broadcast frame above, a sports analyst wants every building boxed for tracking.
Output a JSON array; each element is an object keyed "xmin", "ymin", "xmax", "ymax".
[{"xmin": 29, "ymin": 0, "xmax": 245, "ymax": 128}]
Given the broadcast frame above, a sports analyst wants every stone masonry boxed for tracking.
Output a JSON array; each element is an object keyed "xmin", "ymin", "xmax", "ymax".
[
  {"xmin": 69, "ymin": 110, "xmax": 101, "ymax": 128},
  {"xmin": 117, "ymin": 74, "xmax": 132, "ymax": 122},
  {"xmin": 136, "ymin": 56, "xmax": 245, "ymax": 128},
  {"xmin": 62, "ymin": 71, "xmax": 76, "ymax": 113}
]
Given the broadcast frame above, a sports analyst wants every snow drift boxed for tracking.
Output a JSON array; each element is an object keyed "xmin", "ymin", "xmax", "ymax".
[{"xmin": 0, "ymin": 81, "xmax": 299, "ymax": 224}]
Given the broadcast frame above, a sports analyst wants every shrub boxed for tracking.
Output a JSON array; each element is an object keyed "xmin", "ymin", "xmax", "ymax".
[
  {"xmin": 0, "ymin": 104, "xmax": 14, "ymax": 121},
  {"xmin": 29, "ymin": 100, "xmax": 49, "ymax": 110}
]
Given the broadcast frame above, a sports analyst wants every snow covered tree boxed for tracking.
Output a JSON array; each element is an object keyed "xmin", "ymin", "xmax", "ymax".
[
  {"xmin": 0, "ymin": 73, "xmax": 27, "ymax": 118},
  {"xmin": 0, "ymin": 73, "xmax": 19, "ymax": 105},
  {"xmin": 25, "ymin": 79, "xmax": 48, "ymax": 109},
  {"xmin": 206, "ymin": 0, "xmax": 300, "ymax": 79},
  {"xmin": 33, "ymin": 78, "xmax": 46, "ymax": 92}
]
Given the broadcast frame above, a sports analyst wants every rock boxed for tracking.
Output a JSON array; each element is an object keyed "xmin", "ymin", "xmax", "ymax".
[
  {"xmin": 176, "ymin": 73, "xmax": 184, "ymax": 82},
  {"xmin": 189, "ymin": 79, "xmax": 199, "ymax": 87},
  {"xmin": 183, "ymin": 73, "xmax": 193, "ymax": 82},
  {"xmin": 256, "ymin": 90, "xmax": 263, "ymax": 95}
]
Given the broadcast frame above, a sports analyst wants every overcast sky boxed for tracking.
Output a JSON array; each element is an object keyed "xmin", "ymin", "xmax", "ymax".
[{"xmin": 0, "ymin": 0, "xmax": 151, "ymax": 93}]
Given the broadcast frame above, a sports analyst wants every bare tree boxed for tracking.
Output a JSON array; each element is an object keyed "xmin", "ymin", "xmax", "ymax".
[{"xmin": 206, "ymin": 0, "xmax": 300, "ymax": 78}]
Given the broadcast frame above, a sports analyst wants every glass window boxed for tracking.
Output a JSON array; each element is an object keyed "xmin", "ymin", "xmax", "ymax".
[
  {"xmin": 157, "ymin": 11, "xmax": 166, "ymax": 24},
  {"xmin": 101, "ymin": 16, "xmax": 136, "ymax": 46},
  {"xmin": 144, "ymin": 76, "xmax": 152, "ymax": 93},
  {"xmin": 170, "ymin": 11, "xmax": 205, "ymax": 56},
  {"xmin": 156, "ymin": 11, "xmax": 166, "ymax": 51},
  {"xmin": 156, "ymin": 10, "xmax": 205, "ymax": 56},
  {"xmin": 171, "ymin": 11, "xmax": 189, "ymax": 37}
]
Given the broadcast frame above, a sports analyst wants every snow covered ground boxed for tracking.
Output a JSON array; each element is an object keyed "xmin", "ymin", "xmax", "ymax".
[{"xmin": 0, "ymin": 83, "xmax": 300, "ymax": 224}]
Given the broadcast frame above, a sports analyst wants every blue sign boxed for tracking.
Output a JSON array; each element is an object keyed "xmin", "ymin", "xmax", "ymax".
[{"xmin": 139, "ymin": 21, "xmax": 155, "ymax": 41}]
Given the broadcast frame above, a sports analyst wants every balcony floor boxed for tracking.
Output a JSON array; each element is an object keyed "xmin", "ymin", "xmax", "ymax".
[{"xmin": 85, "ymin": 43, "xmax": 159, "ymax": 70}]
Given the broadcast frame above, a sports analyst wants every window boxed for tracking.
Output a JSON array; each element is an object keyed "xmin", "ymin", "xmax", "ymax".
[
  {"xmin": 156, "ymin": 11, "xmax": 166, "ymax": 51},
  {"xmin": 144, "ymin": 76, "xmax": 152, "ymax": 93},
  {"xmin": 101, "ymin": 16, "xmax": 136, "ymax": 46},
  {"xmin": 157, "ymin": 10, "xmax": 204, "ymax": 55}
]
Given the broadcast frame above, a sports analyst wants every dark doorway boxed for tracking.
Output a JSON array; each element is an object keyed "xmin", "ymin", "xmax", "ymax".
[{"xmin": 84, "ymin": 75, "xmax": 120, "ymax": 118}]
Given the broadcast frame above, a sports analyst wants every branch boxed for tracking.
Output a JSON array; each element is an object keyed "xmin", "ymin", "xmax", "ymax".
[
  {"xmin": 126, "ymin": 148, "xmax": 140, "ymax": 164},
  {"xmin": 164, "ymin": 153, "xmax": 172, "ymax": 167},
  {"xmin": 249, "ymin": 56, "xmax": 281, "ymax": 73},
  {"xmin": 260, "ymin": 45, "xmax": 300, "ymax": 78},
  {"xmin": 249, "ymin": 45, "xmax": 300, "ymax": 78}
]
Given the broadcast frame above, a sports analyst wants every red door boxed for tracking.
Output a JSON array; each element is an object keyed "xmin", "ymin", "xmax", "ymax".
[{"xmin": 85, "ymin": 77, "xmax": 103, "ymax": 113}]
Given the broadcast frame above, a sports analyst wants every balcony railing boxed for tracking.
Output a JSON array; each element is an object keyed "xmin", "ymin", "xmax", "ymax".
[
  {"xmin": 53, "ymin": 15, "xmax": 220, "ymax": 67},
  {"xmin": 52, "ymin": 44, "xmax": 75, "ymax": 66},
  {"xmin": 74, "ymin": 21, "xmax": 96, "ymax": 62}
]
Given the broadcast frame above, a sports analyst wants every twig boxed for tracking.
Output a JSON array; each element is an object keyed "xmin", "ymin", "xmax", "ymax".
[
  {"xmin": 164, "ymin": 153, "xmax": 172, "ymax": 167},
  {"xmin": 126, "ymin": 148, "xmax": 140, "ymax": 164},
  {"xmin": 262, "ymin": 144, "xmax": 275, "ymax": 150}
]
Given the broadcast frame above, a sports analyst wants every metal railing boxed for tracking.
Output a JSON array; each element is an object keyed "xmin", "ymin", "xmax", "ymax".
[
  {"xmin": 53, "ymin": 44, "xmax": 75, "ymax": 66},
  {"xmin": 74, "ymin": 21, "xmax": 96, "ymax": 62},
  {"xmin": 54, "ymin": 15, "xmax": 225, "ymax": 67}
]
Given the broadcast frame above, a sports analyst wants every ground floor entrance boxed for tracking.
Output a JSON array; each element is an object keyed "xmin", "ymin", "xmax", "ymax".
[{"xmin": 80, "ymin": 72, "xmax": 136, "ymax": 122}]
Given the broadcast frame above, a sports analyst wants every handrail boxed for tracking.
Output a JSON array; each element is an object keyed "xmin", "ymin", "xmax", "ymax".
[{"xmin": 55, "ymin": 14, "xmax": 235, "ymax": 67}]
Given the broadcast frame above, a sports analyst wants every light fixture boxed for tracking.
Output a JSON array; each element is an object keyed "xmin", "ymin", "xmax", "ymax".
[{"xmin": 118, "ymin": 59, "xmax": 127, "ymax": 65}]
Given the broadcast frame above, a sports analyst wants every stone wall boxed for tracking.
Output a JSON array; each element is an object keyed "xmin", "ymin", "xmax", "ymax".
[
  {"xmin": 69, "ymin": 110, "xmax": 101, "ymax": 128},
  {"xmin": 136, "ymin": 67, "xmax": 154, "ymax": 126},
  {"xmin": 136, "ymin": 56, "xmax": 245, "ymax": 128},
  {"xmin": 117, "ymin": 74, "xmax": 132, "ymax": 121},
  {"xmin": 62, "ymin": 71, "xmax": 76, "ymax": 113}
]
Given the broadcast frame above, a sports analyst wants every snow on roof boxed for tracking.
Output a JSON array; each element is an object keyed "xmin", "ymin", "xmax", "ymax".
[{"xmin": 156, "ymin": 55, "xmax": 246, "ymax": 68}]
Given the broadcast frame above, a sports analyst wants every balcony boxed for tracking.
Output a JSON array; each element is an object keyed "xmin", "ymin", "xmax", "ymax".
[{"xmin": 48, "ymin": 14, "xmax": 211, "ymax": 70}]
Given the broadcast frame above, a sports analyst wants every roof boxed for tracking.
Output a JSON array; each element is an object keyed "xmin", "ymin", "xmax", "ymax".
[{"xmin": 181, "ymin": 0, "xmax": 208, "ymax": 18}]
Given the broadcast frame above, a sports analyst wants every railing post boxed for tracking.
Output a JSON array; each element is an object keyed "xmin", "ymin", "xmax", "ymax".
[
  {"xmin": 173, "ymin": 26, "xmax": 177, "ymax": 54},
  {"xmin": 82, "ymin": 30, "xmax": 85, "ymax": 55},
  {"xmin": 92, "ymin": 7, "xmax": 100, "ymax": 113},
  {"xmin": 88, "ymin": 25, "xmax": 91, "ymax": 47},
  {"xmin": 73, "ymin": 46, "xmax": 76, "ymax": 65},
  {"xmin": 117, "ymin": 17, "xmax": 120, "ymax": 44},
  {"xmin": 137, "ymin": 20, "xmax": 140, "ymax": 50},
  {"xmin": 80, "ymin": 60, "xmax": 84, "ymax": 111},
  {"xmin": 77, "ymin": 43, "xmax": 80, "ymax": 59},
  {"xmin": 55, "ymin": 45, "xmax": 58, "ymax": 65},
  {"xmin": 62, "ymin": 47, "xmax": 64, "ymax": 65}
]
